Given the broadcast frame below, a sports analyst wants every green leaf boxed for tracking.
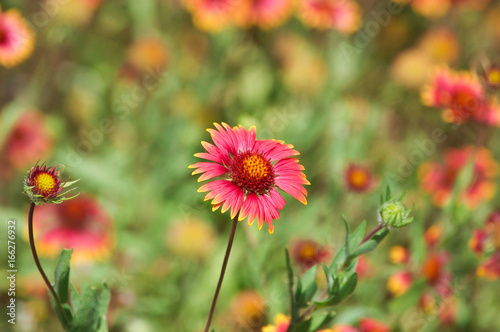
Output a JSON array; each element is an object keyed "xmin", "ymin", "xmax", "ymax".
[
  {"xmin": 309, "ymin": 312, "xmax": 336, "ymax": 330},
  {"xmin": 330, "ymin": 246, "xmax": 346, "ymax": 271},
  {"xmin": 70, "ymin": 283, "xmax": 80, "ymax": 313},
  {"xmin": 54, "ymin": 249, "xmax": 73, "ymax": 304},
  {"xmin": 293, "ymin": 318, "xmax": 312, "ymax": 332},
  {"xmin": 297, "ymin": 266, "xmax": 318, "ymax": 308},
  {"xmin": 348, "ymin": 221, "xmax": 367, "ymax": 253},
  {"xmin": 337, "ymin": 272, "xmax": 358, "ymax": 302},
  {"xmin": 351, "ymin": 240, "xmax": 377, "ymax": 258},
  {"xmin": 351, "ymin": 228, "xmax": 390, "ymax": 258},
  {"xmin": 321, "ymin": 264, "xmax": 334, "ymax": 294},
  {"xmin": 95, "ymin": 284, "xmax": 111, "ymax": 332},
  {"xmin": 342, "ymin": 216, "xmax": 351, "ymax": 263}
]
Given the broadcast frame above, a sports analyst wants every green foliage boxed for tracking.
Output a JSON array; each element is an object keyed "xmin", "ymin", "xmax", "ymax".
[{"xmin": 49, "ymin": 249, "xmax": 111, "ymax": 332}]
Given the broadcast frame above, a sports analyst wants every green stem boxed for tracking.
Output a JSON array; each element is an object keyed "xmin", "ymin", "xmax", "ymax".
[
  {"xmin": 28, "ymin": 202, "xmax": 69, "ymax": 327},
  {"xmin": 204, "ymin": 215, "xmax": 239, "ymax": 332}
]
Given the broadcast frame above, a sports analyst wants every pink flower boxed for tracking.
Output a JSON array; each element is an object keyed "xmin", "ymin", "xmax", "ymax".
[
  {"xmin": 190, "ymin": 123, "xmax": 309, "ymax": 234},
  {"xmin": 0, "ymin": 5, "xmax": 35, "ymax": 67},
  {"xmin": 421, "ymin": 67, "xmax": 500, "ymax": 126},
  {"xmin": 298, "ymin": 0, "xmax": 361, "ymax": 34},
  {"xmin": 32, "ymin": 195, "xmax": 114, "ymax": 263},
  {"xmin": 0, "ymin": 111, "xmax": 53, "ymax": 174},
  {"xmin": 359, "ymin": 318, "xmax": 390, "ymax": 332},
  {"xmin": 234, "ymin": 0, "xmax": 294, "ymax": 29},
  {"xmin": 418, "ymin": 146, "xmax": 498, "ymax": 209}
]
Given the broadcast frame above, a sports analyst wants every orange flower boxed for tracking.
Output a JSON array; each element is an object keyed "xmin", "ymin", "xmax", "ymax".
[
  {"xmin": 0, "ymin": 5, "xmax": 35, "ymax": 67},
  {"xmin": 262, "ymin": 313, "xmax": 290, "ymax": 332},
  {"xmin": 345, "ymin": 164, "xmax": 376, "ymax": 193},
  {"xmin": 424, "ymin": 224, "xmax": 442, "ymax": 248},
  {"xmin": 387, "ymin": 271, "xmax": 412, "ymax": 297},
  {"xmin": 290, "ymin": 238, "xmax": 332, "ymax": 272},
  {"xmin": 421, "ymin": 252, "xmax": 453, "ymax": 298},
  {"xmin": 227, "ymin": 291, "xmax": 266, "ymax": 330},
  {"xmin": 388, "ymin": 246, "xmax": 409, "ymax": 264},
  {"xmin": 182, "ymin": 0, "xmax": 237, "ymax": 32},
  {"xmin": 418, "ymin": 146, "xmax": 498, "ymax": 209},
  {"xmin": 298, "ymin": 0, "xmax": 361, "ymax": 34},
  {"xmin": 125, "ymin": 37, "xmax": 169, "ymax": 77},
  {"xmin": 234, "ymin": 0, "xmax": 294, "ymax": 29}
]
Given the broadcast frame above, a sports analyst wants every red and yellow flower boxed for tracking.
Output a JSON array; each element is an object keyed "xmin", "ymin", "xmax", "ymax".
[
  {"xmin": 290, "ymin": 238, "xmax": 332, "ymax": 272},
  {"xmin": 24, "ymin": 163, "xmax": 79, "ymax": 205},
  {"xmin": 189, "ymin": 123, "xmax": 309, "ymax": 234},
  {"xmin": 298, "ymin": 0, "xmax": 361, "ymax": 34},
  {"xmin": 421, "ymin": 67, "xmax": 500, "ymax": 126},
  {"xmin": 262, "ymin": 313, "xmax": 290, "ymax": 332},
  {"xmin": 345, "ymin": 163, "xmax": 376, "ymax": 193},
  {"xmin": 387, "ymin": 271, "xmax": 412, "ymax": 297},
  {"xmin": 234, "ymin": 0, "xmax": 294, "ymax": 29},
  {"xmin": 418, "ymin": 146, "xmax": 498, "ymax": 209},
  {"xmin": 182, "ymin": 0, "xmax": 237, "ymax": 32},
  {"xmin": 31, "ymin": 194, "xmax": 114, "ymax": 263}
]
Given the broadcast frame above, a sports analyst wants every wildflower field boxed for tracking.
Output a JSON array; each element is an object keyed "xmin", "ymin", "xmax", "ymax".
[{"xmin": 1, "ymin": 0, "xmax": 500, "ymax": 331}]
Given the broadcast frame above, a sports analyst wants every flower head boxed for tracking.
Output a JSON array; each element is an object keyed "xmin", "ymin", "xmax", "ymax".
[
  {"xmin": 290, "ymin": 238, "xmax": 332, "ymax": 272},
  {"xmin": 24, "ymin": 163, "xmax": 79, "ymax": 205},
  {"xmin": 345, "ymin": 163, "xmax": 376, "ymax": 193},
  {"xmin": 182, "ymin": 0, "xmax": 237, "ymax": 32},
  {"xmin": 0, "ymin": 111, "xmax": 54, "ymax": 175},
  {"xmin": 418, "ymin": 146, "xmax": 498, "ymax": 209},
  {"xmin": 234, "ymin": 0, "xmax": 294, "ymax": 29},
  {"xmin": 31, "ymin": 194, "xmax": 114, "ymax": 263},
  {"xmin": 482, "ymin": 65, "xmax": 500, "ymax": 90},
  {"xmin": 387, "ymin": 271, "xmax": 412, "ymax": 297},
  {"xmin": 359, "ymin": 318, "xmax": 390, "ymax": 332},
  {"xmin": 298, "ymin": 0, "xmax": 361, "ymax": 34},
  {"xmin": 378, "ymin": 188, "xmax": 414, "ymax": 228},
  {"xmin": 477, "ymin": 252, "xmax": 500, "ymax": 280},
  {"xmin": 189, "ymin": 123, "xmax": 309, "ymax": 234},
  {"xmin": 0, "ymin": 5, "xmax": 35, "ymax": 67},
  {"xmin": 262, "ymin": 313, "xmax": 289, "ymax": 332},
  {"xmin": 421, "ymin": 67, "xmax": 500, "ymax": 126},
  {"xmin": 388, "ymin": 245, "xmax": 410, "ymax": 264},
  {"xmin": 227, "ymin": 290, "xmax": 266, "ymax": 330}
]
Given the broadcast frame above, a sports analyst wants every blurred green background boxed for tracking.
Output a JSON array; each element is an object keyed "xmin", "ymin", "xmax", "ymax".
[{"xmin": 1, "ymin": 0, "xmax": 500, "ymax": 331}]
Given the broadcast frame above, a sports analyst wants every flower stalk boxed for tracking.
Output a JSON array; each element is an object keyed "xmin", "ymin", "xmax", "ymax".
[
  {"xmin": 204, "ymin": 215, "xmax": 239, "ymax": 332},
  {"xmin": 28, "ymin": 202, "xmax": 69, "ymax": 326}
]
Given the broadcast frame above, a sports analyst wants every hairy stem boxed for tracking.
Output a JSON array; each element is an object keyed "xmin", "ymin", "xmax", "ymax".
[{"xmin": 28, "ymin": 202, "xmax": 69, "ymax": 327}]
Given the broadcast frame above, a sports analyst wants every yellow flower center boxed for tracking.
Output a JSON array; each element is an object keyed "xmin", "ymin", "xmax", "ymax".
[
  {"xmin": 230, "ymin": 152, "xmax": 274, "ymax": 195},
  {"xmin": 242, "ymin": 154, "xmax": 271, "ymax": 179},
  {"xmin": 34, "ymin": 172, "xmax": 57, "ymax": 195},
  {"xmin": 488, "ymin": 69, "xmax": 500, "ymax": 85},
  {"xmin": 300, "ymin": 244, "xmax": 316, "ymax": 259},
  {"xmin": 350, "ymin": 169, "xmax": 368, "ymax": 187}
]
